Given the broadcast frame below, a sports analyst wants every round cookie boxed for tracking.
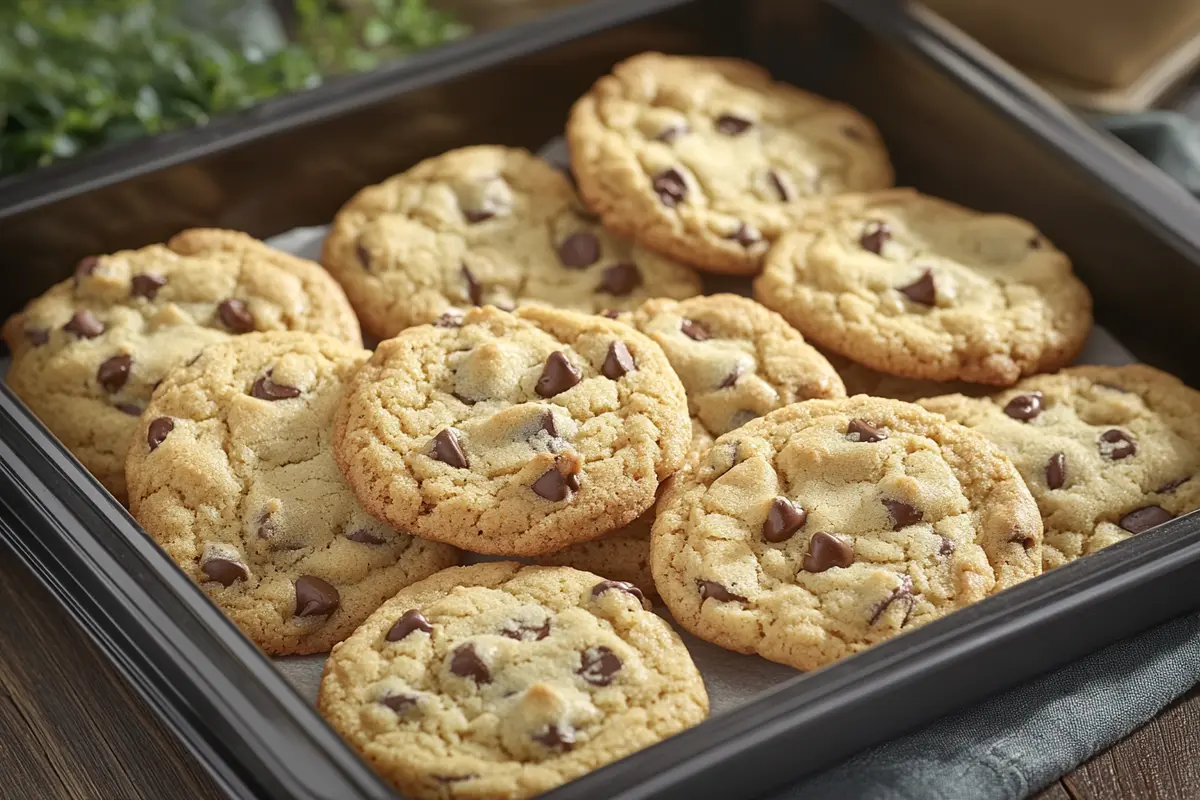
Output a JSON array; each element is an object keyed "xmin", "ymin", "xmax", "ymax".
[
  {"xmin": 623, "ymin": 294, "xmax": 846, "ymax": 440},
  {"xmin": 919, "ymin": 365, "xmax": 1200, "ymax": 571},
  {"xmin": 566, "ymin": 52, "xmax": 893, "ymax": 275},
  {"xmin": 754, "ymin": 189, "xmax": 1093, "ymax": 386},
  {"xmin": 651, "ymin": 396, "xmax": 1042, "ymax": 672},
  {"xmin": 318, "ymin": 562, "xmax": 708, "ymax": 800},
  {"xmin": 126, "ymin": 332, "xmax": 458, "ymax": 655},
  {"xmin": 332, "ymin": 305, "xmax": 691, "ymax": 555},
  {"xmin": 322, "ymin": 146, "xmax": 703, "ymax": 338},
  {"xmin": 2, "ymin": 229, "xmax": 361, "ymax": 503}
]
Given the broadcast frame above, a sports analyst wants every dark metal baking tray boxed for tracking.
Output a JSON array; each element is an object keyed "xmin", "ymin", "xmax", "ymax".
[{"xmin": 3, "ymin": 1, "xmax": 1200, "ymax": 799}]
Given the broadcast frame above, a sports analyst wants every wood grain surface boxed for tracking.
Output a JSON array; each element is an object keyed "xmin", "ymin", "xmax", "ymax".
[{"xmin": 0, "ymin": 552, "xmax": 1196, "ymax": 800}]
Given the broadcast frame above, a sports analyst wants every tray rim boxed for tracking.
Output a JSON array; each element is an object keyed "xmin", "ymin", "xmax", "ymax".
[{"xmin": 2, "ymin": 1, "xmax": 1200, "ymax": 799}]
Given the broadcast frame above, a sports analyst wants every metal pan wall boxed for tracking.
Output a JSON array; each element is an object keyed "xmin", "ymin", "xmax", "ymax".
[{"xmin": 2, "ymin": 2, "xmax": 1200, "ymax": 799}]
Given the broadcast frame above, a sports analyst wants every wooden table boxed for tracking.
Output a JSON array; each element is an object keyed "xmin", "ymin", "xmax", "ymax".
[{"xmin": 0, "ymin": 555, "xmax": 1196, "ymax": 800}]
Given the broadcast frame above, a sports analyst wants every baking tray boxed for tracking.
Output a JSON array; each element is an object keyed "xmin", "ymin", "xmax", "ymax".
[{"xmin": 3, "ymin": 1, "xmax": 1200, "ymax": 799}]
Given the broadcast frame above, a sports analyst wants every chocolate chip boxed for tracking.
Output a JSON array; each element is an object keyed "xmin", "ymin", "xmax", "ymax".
[
  {"xmin": 715, "ymin": 114, "xmax": 753, "ymax": 135},
  {"xmin": 681, "ymin": 319, "xmax": 710, "ymax": 341},
  {"xmin": 218, "ymin": 299, "xmax": 254, "ymax": 333},
  {"xmin": 592, "ymin": 580, "xmax": 646, "ymax": 606},
  {"xmin": 461, "ymin": 266, "xmax": 483, "ymax": 306},
  {"xmin": 859, "ymin": 221, "xmax": 891, "ymax": 255},
  {"xmin": 74, "ymin": 255, "xmax": 100, "ymax": 283},
  {"xmin": 147, "ymin": 417, "xmax": 174, "ymax": 451},
  {"xmin": 652, "ymin": 168, "xmax": 688, "ymax": 207},
  {"xmin": 25, "ymin": 327, "xmax": 49, "ymax": 346},
  {"xmin": 558, "ymin": 232, "xmax": 601, "ymax": 268},
  {"xmin": 727, "ymin": 223, "xmax": 761, "ymax": 247},
  {"xmin": 1119, "ymin": 506, "xmax": 1174, "ymax": 534},
  {"xmin": 346, "ymin": 529, "xmax": 386, "ymax": 545},
  {"xmin": 602, "ymin": 341, "xmax": 636, "ymax": 380},
  {"xmin": 656, "ymin": 123, "xmax": 689, "ymax": 143},
  {"xmin": 898, "ymin": 270, "xmax": 936, "ymax": 306},
  {"xmin": 939, "ymin": 537, "xmax": 955, "ymax": 555},
  {"xmin": 449, "ymin": 644, "xmax": 491, "ymax": 683},
  {"xmin": 600, "ymin": 309, "xmax": 620, "ymax": 319},
  {"xmin": 762, "ymin": 497, "xmax": 807, "ymax": 543},
  {"xmin": 501, "ymin": 620, "xmax": 551, "ymax": 641},
  {"xmin": 539, "ymin": 411, "xmax": 559, "ymax": 438},
  {"xmin": 463, "ymin": 208, "xmax": 495, "ymax": 224},
  {"xmin": 251, "ymin": 372, "xmax": 301, "ymax": 401},
  {"xmin": 1157, "ymin": 477, "xmax": 1189, "ymax": 494},
  {"xmin": 130, "ymin": 273, "xmax": 167, "ymax": 300},
  {"xmin": 64, "ymin": 310, "xmax": 104, "ymax": 338},
  {"xmin": 115, "ymin": 403, "xmax": 142, "ymax": 416},
  {"xmin": 1003, "ymin": 392, "xmax": 1044, "ymax": 421},
  {"xmin": 432, "ymin": 428, "xmax": 469, "ymax": 469},
  {"xmin": 387, "ymin": 609, "xmax": 433, "ymax": 642},
  {"xmin": 869, "ymin": 575, "xmax": 914, "ymax": 626},
  {"xmin": 294, "ymin": 575, "xmax": 339, "ymax": 617},
  {"xmin": 532, "ymin": 463, "xmax": 580, "ymax": 501},
  {"xmin": 598, "ymin": 262, "xmax": 642, "ymax": 296},
  {"xmin": 436, "ymin": 309, "xmax": 465, "ymax": 328},
  {"xmin": 1046, "ymin": 452, "xmax": 1067, "ymax": 490},
  {"xmin": 768, "ymin": 170, "xmax": 793, "ymax": 202},
  {"xmin": 577, "ymin": 645, "xmax": 621, "ymax": 686},
  {"xmin": 802, "ymin": 532, "xmax": 855, "ymax": 572},
  {"xmin": 719, "ymin": 362, "xmax": 744, "ymax": 389},
  {"xmin": 97, "ymin": 354, "xmax": 132, "ymax": 393},
  {"xmin": 883, "ymin": 499, "xmax": 922, "ymax": 530},
  {"xmin": 697, "ymin": 580, "xmax": 746, "ymax": 602},
  {"xmin": 536, "ymin": 351, "xmax": 582, "ymax": 397},
  {"xmin": 202, "ymin": 558, "xmax": 247, "ymax": 587},
  {"xmin": 1099, "ymin": 429, "xmax": 1137, "ymax": 460},
  {"xmin": 533, "ymin": 724, "xmax": 576, "ymax": 751},
  {"xmin": 846, "ymin": 419, "xmax": 886, "ymax": 442},
  {"xmin": 356, "ymin": 242, "xmax": 372, "ymax": 271},
  {"xmin": 380, "ymin": 693, "xmax": 419, "ymax": 714}
]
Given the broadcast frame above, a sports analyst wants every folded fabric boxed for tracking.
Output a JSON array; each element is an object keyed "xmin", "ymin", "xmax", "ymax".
[
  {"xmin": 776, "ymin": 612, "xmax": 1200, "ymax": 800},
  {"xmin": 1098, "ymin": 110, "xmax": 1200, "ymax": 196}
]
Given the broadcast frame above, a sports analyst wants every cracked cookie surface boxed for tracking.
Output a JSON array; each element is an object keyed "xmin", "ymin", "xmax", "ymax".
[
  {"xmin": 2, "ymin": 229, "xmax": 361, "ymax": 503},
  {"xmin": 920, "ymin": 365, "xmax": 1200, "ymax": 570},
  {"xmin": 318, "ymin": 562, "xmax": 708, "ymax": 800},
  {"xmin": 332, "ymin": 306, "xmax": 690, "ymax": 555},
  {"xmin": 566, "ymin": 52, "xmax": 892, "ymax": 275},
  {"xmin": 321, "ymin": 146, "xmax": 702, "ymax": 338},
  {"xmin": 651, "ymin": 396, "xmax": 1042, "ymax": 671},
  {"xmin": 126, "ymin": 332, "xmax": 457, "ymax": 655},
  {"xmin": 754, "ymin": 189, "xmax": 1093, "ymax": 385}
]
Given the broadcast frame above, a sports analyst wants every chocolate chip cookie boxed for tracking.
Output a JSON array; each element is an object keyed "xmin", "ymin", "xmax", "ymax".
[
  {"xmin": 822, "ymin": 350, "xmax": 988, "ymax": 403},
  {"xmin": 920, "ymin": 365, "xmax": 1200, "ymax": 570},
  {"xmin": 322, "ymin": 146, "xmax": 703, "ymax": 338},
  {"xmin": 566, "ymin": 52, "xmax": 893, "ymax": 275},
  {"xmin": 651, "ymin": 396, "xmax": 1042, "ymax": 671},
  {"xmin": 126, "ymin": 332, "xmax": 458, "ymax": 655},
  {"xmin": 754, "ymin": 189, "xmax": 1093, "ymax": 386},
  {"xmin": 2, "ymin": 229, "xmax": 361, "ymax": 503},
  {"xmin": 332, "ymin": 306, "xmax": 691, "ymax": 555},
  {"xmin": 318, "ymin": 562, "xmax": 708, "ymax": 800}
]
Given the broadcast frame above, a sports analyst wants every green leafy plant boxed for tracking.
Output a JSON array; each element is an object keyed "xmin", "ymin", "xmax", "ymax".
[{"xmin": 0, "ymin": 0, "xmax": 465, "ymax": 179}]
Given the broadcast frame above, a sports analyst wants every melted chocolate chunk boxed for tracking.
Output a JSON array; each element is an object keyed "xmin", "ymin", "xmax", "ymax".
[
  {"xmin": 449, "ymin": 644, "xmax": 491, "ymax": 683},
  {"xmin": 130, "ymin": 273, "xmax": 167, "ymax": 300},
  {"xmin": 652, "ymin": 169, "xmax": 688, "ymax": 207},
  {"xmin": 532, "ymin": 463, "xmax": 580, "ymax": 501},
  {"xmin": 577, "ymin": 645, "xmax": 621, "ymax": 686},
  {"xmin": 380, "ymin": 693, "xmax": 419, "ymax": 714},
  {"xmin": 859, "ymin": 221, "xmax": 891, "ymax": 255},
  {"xmin": 501, "ymin": 619, "xmax": 551, "ymax": 641},
  {"xmin": 201, "ymin": 558, "xmax": 247, "ymax": 586},
  {"xmin": 591, "ymin": 580, "xmax": 646, "ymax": 606},
  {"xmin": 1157, "ymin": 477, "xmax": 1189, "ymax": 494},
  {"xmin": 432, "ymin": 428, "xmax": 469, "ymax": 469},
  {"xmin": 715, "ymin": 114, "xmax": 753, "ymax": 135},
  {"xmin": 1119, "ymin": 506, "xmax": 1174, "ymax": 534},
  {"xmin": 598, "ymin": 262, "xmax": 641, "ymax": 296},
  {"xmin": 147, "ymin": 417, "xmax": 174, "ymax": 451},
  {"xmin": 1099, "ymin": 429, "xmax": 1137, "ymax": 460},
  {"xmin": 680, "ymin": 319, "xmax": 710, "ymax": 341},
  {"xmin": 602, "ymin": 341, "xmax": 636, "ymax": 380},
  {"xmin": 251, "ymin": 372, "xmax": 301, "ymax": 401},
  {"xmin": 846, "ymin": 419, "xmax": 886, "ymax": 442},
  {"xmin": 868, "ymin": 575, "xmax": 914, "ymax": 626},
  {"xmin": 387, "ymin": 609, "xmax": 433, "ymax": 642},
  {"xmin": 1046, "ymin": 452, "xmax": 1067, "ymax": 490},
  {"xmin": 898, "ymin": 270, "xmax": 936, "ymax": 306},
  {"xmin": 762, "ymin": 497, "xmax": 807, "ymax": 543},
  {"xmin": 536, "ymin": 351, "xmax": 582, "ymax": 397},
  {"xmin": 294, "ymin": 576, "xmax": 339, "ymax": 617},
  {"xmin": 64, "ymin": 310, "xmax": 104, "ymax": 338},
  {"xmin": 533, "ymin": 724, "xmax": 576, "ymax": 751},
  {"xmin": 218, "ymin": 299, "xmax": 254, "ymax": 333},
  {"xmin": 697, "ymin": 580, "xmax": 745, "ymax": 602},
  {"xmin": 1003, "ymin": 392, "xmax": 1044, "ymax": 421},
  {"xmin": 558, "ymin": 232, "xmax": 601, "ymax": 268},
  {"xmin": 883, "ymin": 499, "xmax": 922, "ymax": 530},
  {"xmin": 802, "ymin": 532, "xmax": 855, "ymax": 573},
  {"xmin": 538, "ymin": 411, "xmax": 559, "ymax": 438},
  {"xmin": 97, "ymin": 354, "xmax": 132, "ymax": 393}
]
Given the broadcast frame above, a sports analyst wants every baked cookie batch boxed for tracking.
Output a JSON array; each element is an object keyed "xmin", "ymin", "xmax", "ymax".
[{"xmin": 4, "ymin": 53, "xmax": 1196, "ymax": 799}]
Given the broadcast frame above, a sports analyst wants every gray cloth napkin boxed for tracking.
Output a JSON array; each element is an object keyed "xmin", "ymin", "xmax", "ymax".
[{"xmin": 776, "ymin": 612, "xmax": 1200, "ymax": 799}]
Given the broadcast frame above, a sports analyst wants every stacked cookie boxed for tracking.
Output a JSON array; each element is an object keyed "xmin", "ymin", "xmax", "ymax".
[{"xmin": 6, "ymin": 50, "xmax": 1200, "ymax": 800}]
